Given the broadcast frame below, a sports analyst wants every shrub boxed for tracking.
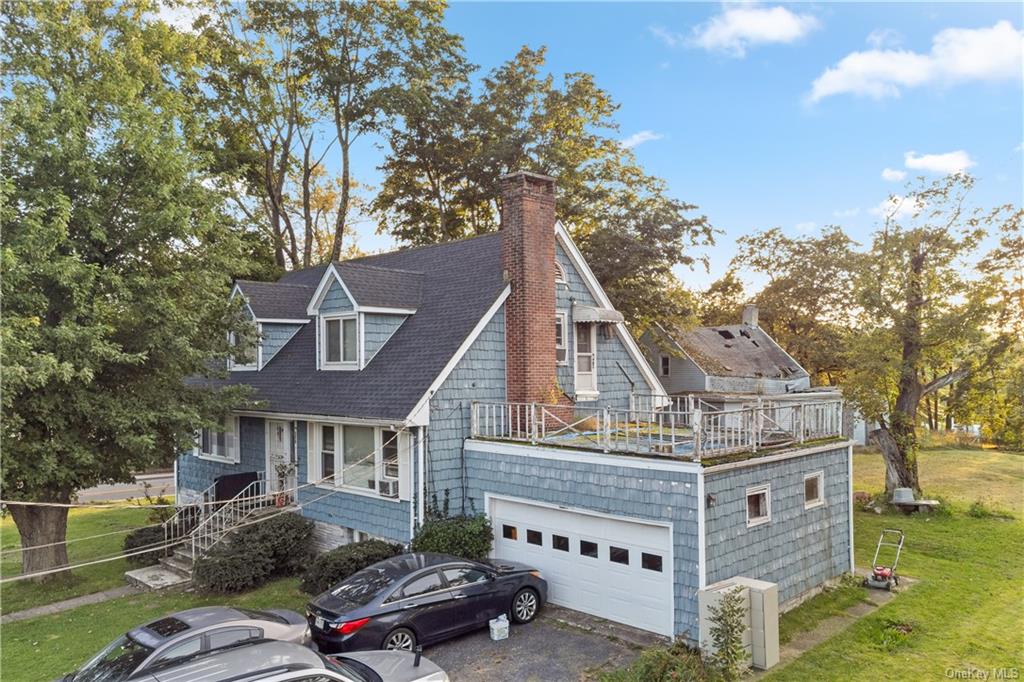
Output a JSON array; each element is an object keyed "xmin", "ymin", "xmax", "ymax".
[
  {"xmin": 411, "ymin": 514, "xmax": 492, "ymax": 561},
  {"xmin": 123, "ymin": 525, "xmax": 167, "ymax": 566},
  {"xmin": 193, "ymin": 544, "xmax": 274, "ymax": 593},
  {"xmin": 708, "ymin": 586, "xmax": 749, "ymax": 681},
  {"xmin": 193, "ymin": 511, "xmax": 314, "ymax": 594},
  {"xmin": 300, "ymin": 539, "xmax": 402, "ymax": 595},
  {"xmin": 599, "ymin": 642, "xmax": 711, "ymax": 682}
]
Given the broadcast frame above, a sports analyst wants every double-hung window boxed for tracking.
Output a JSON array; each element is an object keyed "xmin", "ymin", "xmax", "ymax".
[
  {"xmin": 319, "ymin": 424, "xmax": 336, "ymax": 484},
  {"xmin": 195, "ymin": 417, "xmax": 238, "ymax": 463},
  {"xmin": 322, "ymin": 315, "xmax": 358, "ymax": 368},
  {"xmin": 309, "ymin": 424, "xmax": 406, "ymax": 498},
  {"xmin": 555, "ymin": 312, "xmax": 568, "ymax": 365}
]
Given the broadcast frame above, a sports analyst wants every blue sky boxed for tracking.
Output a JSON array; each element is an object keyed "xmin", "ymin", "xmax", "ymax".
[{"xmin": 347, "ymin": 2, "xmax": 1023, "ymax": 291}]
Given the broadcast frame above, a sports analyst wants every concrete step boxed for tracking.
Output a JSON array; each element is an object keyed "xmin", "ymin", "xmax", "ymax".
[
  {"xmin": 124, "ymin": 564, "xmax": 191, "ymax": 592},
  {"xmin": 160, "ymin": 554, "xmax": 193, "ymax": 576},
  {"xmin": 173, "ymin": 548, "xmax": 194, "ymax": 565}
]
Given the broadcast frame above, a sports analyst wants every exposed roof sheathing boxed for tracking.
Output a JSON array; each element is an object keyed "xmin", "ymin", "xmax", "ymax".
[{"xmin": 673, "ymin": 324, "xmax": 808, "ymax": 380}]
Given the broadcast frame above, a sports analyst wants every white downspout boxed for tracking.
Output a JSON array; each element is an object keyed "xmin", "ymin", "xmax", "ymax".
[{"xmin": 417, "ymin": 425, "xmax": 427, "ymax": 527}]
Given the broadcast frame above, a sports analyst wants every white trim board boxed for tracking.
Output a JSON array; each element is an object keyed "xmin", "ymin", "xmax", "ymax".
[
  {"xmin": 554, "ymin": 223, "xmax": 667, "ymax": 399},
  {"xmin": 232, "ymin": 410, "xmax": 403, "ymax": 428},
  {"xmin": 404, "ymin": 285, "xmax": 512, "ymax": 426},
  {"xmin": 465, "ymin": 438, "xmax": 703, "ymax": 474}
]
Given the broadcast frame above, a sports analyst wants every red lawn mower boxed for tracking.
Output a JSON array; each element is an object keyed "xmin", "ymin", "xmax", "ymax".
[{"xmin": 864, "ymin": 528, "xmax": 904, "ymax": 590}]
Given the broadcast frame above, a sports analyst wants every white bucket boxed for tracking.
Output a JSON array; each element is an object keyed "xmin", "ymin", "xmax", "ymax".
[{"xmin": 489, "ymin": 614, "xmax": 509, "ymax": 641}]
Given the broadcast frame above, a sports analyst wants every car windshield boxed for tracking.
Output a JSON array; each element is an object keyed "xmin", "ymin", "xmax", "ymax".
[
  {"xmin": 71, "ymin": 634, "xmax": 154, "ymax": 682},
  {"xmin": 329, "ymin": 566, "xmax": 397, "ymax": 607}
]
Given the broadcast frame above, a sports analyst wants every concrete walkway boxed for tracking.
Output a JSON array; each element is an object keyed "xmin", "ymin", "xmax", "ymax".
[{"xmin": 1, "ymin": 585, "xmax": 140, "ymax": 624}]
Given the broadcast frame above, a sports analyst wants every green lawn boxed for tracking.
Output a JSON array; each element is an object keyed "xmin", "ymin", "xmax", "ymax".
[
  {"xmin": 0, "ymin": 505, "xmax": 155, "ymax": 614},
  {"xmin": 0, "ymin": 577, "xmax": 309, "ymax": 682}
]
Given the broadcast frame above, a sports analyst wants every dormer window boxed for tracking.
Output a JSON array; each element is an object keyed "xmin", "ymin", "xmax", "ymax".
[
  {"xmin": 322, "ymin": 314, "xmax": 358, "ymax": 368},
  {"xmin": 228, "ymin": 324, "xmax": 260, "ymax": 371}
]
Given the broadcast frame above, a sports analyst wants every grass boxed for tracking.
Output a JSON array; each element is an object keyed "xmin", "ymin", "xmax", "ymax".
[
  {"xmin": 777, "ymin": 576, "xmax": 872, "ymax": 646},
  {"xmin": 0, "ymin": 505, "xmax": 156, "ymax": 614},
  {"xmin": 0, "ymin": 577, "xmax": 309, "ymax": 682}
]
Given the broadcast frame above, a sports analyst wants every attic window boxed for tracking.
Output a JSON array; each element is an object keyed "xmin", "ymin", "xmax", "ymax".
[{"xmin": 716, "ymin": 329, "xmax": 735, "ymax": 340}]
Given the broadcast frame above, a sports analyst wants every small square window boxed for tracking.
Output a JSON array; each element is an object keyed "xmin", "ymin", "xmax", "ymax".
[
  {"xmin": 552, "ymin": 535, "xmax": 569, "ymax": 552},
  {"xmin": 502, "ymin": 524, "xmax": 518, "ymax": 541},
  {"xmin": 746, "ymin": 485, "xmax": 771, "ymax": 527},
  {"xmin": 580, "ymin": 540, "xmax": 598, "ymax": 558},
  {"xmin": 804, "ymin": 472, "xmax": 824, "ymax": 509},
  {"xmin": 526, "ymin": 529, "xmax": 542, "ymax": 546},
  {"xmin": 641, "ymin": 553, "xmax": 663, "ymax": 572},
  {"xmin": 609, "ymin": 546, "xmax": 629, "ymax": 565}
]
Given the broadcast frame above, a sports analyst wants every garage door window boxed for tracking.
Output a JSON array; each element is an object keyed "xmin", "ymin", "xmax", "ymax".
[
  {"xmin": 502, "ymin": 524, "xmax": 518, "ymax": 540},
  {"xmin": 552, "ymin": 535, "xmax": 569, "ymax": 551},
  {"xmin": 527, "ymin": 529, "xmax": 542, "ymax": 545},
  {"xmin": 610, "ymin": 546, "xmax": 629, "ymax": 565},
  {"xmin": 580, "ymin": 540, "xmax": 598, "ymax": 558},
  {"xmin": 641, "ymin": 553, "xmax": 663, "ymax": 572}
]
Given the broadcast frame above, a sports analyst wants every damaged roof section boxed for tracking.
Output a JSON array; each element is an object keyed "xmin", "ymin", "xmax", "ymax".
[{"xmin": 669, "ymin": 324, "xmax": 808, "ymax": 380}]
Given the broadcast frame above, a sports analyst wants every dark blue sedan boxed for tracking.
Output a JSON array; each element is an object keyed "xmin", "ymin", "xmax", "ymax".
[{"xmin": 306, "ymin": 552, "xmax": 548, "ymax": 653}]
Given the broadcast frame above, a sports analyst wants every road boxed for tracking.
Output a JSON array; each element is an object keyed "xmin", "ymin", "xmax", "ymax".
[{"xmin": 76, "ymin": 473, "xmax": 174, "ymax": 502}]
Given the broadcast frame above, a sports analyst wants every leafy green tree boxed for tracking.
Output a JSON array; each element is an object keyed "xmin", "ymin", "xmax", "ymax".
[
  {"xmin": 843, "ymin": 174, "xmax": 1015, "ymax": 493},
  {"xmin": 733, "ymin": 226, "xmax": 861, "ymax": 384},
  {"xmin": 1, "ymin": 0, "xmax": 253, "ymax": 578},
  {"xmin": 375, "ymin": 46, "xmax": 714, "ymax": 329},
  {"xmin": 697, "ymin": 269, "xmax": 747, "ymax": 326}
]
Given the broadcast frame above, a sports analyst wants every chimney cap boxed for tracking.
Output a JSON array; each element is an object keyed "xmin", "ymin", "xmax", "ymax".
[{"xmin": 499, "ymin": 171, "xmax": 556, "ymax": 194}]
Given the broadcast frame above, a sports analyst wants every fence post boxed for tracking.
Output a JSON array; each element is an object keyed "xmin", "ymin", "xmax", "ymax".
[{"xmin": 693, "ymin": 408, "xmax": 702, "ymax": 460}]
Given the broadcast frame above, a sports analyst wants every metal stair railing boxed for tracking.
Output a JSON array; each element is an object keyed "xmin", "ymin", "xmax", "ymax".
[
  {"xmin": 162, "ymin": 479, "xmax": 217, "ymax": 554},
  {"xmin": 188, "ymin": 474, "xmax": 269, "ymax": 561}
]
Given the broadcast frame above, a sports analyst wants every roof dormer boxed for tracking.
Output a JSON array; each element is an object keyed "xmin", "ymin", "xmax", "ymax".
[
  {"xmin": 307, "ymin": 262, "xmax": 423, "ymax": 371},
  {"xmin": 230, "ymin": 281, "xmax": 312, "ymax": 371}
]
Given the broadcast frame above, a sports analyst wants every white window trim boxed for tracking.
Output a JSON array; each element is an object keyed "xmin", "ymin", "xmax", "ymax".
[
  {"xmin": 306, "ymin": 422, "xmax": 405, "ymax": 502},
  {"xmin": 804, "ymin": 471, "xmax": 825, "ymax": 509},
  {"xmin": 659, "ymin": 354, "xmax": 670, "ymax": 377},
  {"xmin": 194, "ymin": 416, "xmax": 240, "ymax": 464},
  {"xmin": 573, "ymin": 321, "xmax": 599, "ymax": 401},
  {"xmin": 320, "ymin": 313, "xmax": 359, "ymax": 370},
  {"xmin": 555, "ymin": 311, "xmax": 568, "ymax": 366},
  {"xmin": 745, "ymin": 484, "xmax": 771, "ymax": 528}
]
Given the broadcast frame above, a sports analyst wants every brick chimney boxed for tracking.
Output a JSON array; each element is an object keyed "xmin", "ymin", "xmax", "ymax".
[{"xmin": 501, "ymin": 171, "xmax": 558, "ymax": 404}]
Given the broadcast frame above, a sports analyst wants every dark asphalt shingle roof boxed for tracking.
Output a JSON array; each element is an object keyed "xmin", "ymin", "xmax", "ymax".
[
  {"xmin": 335, "ymin": 262, "xmax": 423, "ymax": 310},
  {"xmin": 235, "ymin": 281, "xmax": 314, "ymax": 320},
  {"xmin": 674, "ymin": 324, "xmax": 808, "ymax": 379},
  {"xmin": 216, "ymin": 233, "xmax": 505, "ymax": 421}
]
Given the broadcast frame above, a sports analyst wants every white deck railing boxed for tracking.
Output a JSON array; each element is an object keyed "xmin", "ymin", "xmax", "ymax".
[{"xmin": 471, "ymin": 398, "xmax": 843, "ymax": 461}]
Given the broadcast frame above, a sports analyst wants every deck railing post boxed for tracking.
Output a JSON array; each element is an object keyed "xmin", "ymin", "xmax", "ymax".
[
  {"xmin": 530, "ymin": 403, "xmax": 538, "ymax": 444},
  {"xmin": 470, "ymin": 401, "xmax": 479, "ymax": 438},
  {"xmin": 798, "ymin": 403, "xmax": 805, "ymax": 443},
  {"xmin": 693, "ymin": 408, "xmax": 703, "ymax": 460},
  {"xmin": 603, "ymin": 406, "xmax": 612, "ymax": 452}
]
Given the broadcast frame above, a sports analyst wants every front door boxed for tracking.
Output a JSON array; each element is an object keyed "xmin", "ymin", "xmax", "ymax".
[
  {"xmin": 575, "ymin": 322, "xmax": 596, "ymax": 393},
  {"xmin": 266, "ymin": 420, "xmax": 293, "ymax": 495}
]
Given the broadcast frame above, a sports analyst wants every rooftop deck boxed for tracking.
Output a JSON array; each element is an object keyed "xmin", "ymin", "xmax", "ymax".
[{"xmin": 470, "ymin": 396, "xmax": 844, "ymax": 463}]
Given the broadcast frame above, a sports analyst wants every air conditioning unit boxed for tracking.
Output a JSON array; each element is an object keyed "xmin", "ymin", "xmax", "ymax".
[
  {"xmin": 384, "ymin": 461, "xmax": 399, "ymax": 479},
  {"xmin": 698, "ymin": 576, "xmax": 779, "ymax": 671},
  {"xmin": 377, "ymin": 479, "xmax": 399, "ymax": 498}
]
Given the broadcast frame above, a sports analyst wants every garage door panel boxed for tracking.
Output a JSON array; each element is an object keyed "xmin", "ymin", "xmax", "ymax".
[{"xmin": 490, "ymin": 497, "xmax": 674, "ymax": 636}]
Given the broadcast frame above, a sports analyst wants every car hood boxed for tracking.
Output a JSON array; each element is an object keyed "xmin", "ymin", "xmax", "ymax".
[{"xmin": 337, "ymin": 651, "xmax": 448, "ymax": 682}]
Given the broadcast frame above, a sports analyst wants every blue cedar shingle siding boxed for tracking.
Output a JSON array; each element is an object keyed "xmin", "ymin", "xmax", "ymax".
[
  {"xmin": 462, "ymin": 442, "xmax": 703, "ymax": 642},
  {"xmin": 703, "ymin": 446, "xmax": 851, "ymax": 605},
  {"xmin": 364, "ymin": 314, "xmax": 407, "ymax": 365},
  {"xmin": 176, "ymin": 417, "xmax": 266, "ymax": 495},
  {"xmin": 427, "ymin": 307, "xmax": 506, "ymax": 514},
  {"xmin": 295, "ymin": 420, "xmax": 412, "ymax": 543},
  {"xmin": 320, "ymin": 280, "xmax": 354, "ymax": 314},
  {"xmin": 555, "ymin": 243, "xmax": 648, "ymax": 409},
  {"xmin": 262, "ymin": 323, "xmax": 303, "ymax": 367}
]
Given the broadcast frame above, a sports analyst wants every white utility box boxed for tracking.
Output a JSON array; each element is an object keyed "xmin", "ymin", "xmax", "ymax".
[{"xmin": 698, "ymin": 576, "xmax": 779, "ymax": 671}]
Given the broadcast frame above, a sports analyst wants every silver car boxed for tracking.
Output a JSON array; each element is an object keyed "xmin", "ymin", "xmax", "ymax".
[
  {"xmin": 63, "ymin": 606, "xmax": 310, "ymax": 682},
  {"xmin": 139, "ymin": 639, "xmax": 449, "ymax": 682}
]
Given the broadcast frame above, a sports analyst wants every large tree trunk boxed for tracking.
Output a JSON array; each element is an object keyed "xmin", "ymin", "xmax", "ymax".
[
  {"xmin": 873, "ymin": 423, "xmax": 920, "ymax": 496},
  {"xmin": 8, "ymin": 503, "xmax": 71, "ymax": 581}
]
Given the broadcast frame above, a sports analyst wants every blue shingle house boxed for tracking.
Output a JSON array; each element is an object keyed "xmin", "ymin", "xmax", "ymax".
[{"xmin": 174, "ymin": 172, "xmax": 853, "ymax": 644}]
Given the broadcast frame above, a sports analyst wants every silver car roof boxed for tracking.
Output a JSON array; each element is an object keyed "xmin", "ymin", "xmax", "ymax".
[{"xmin": 148, "ymin": 640, "xmax": 326, "ymax": 682}]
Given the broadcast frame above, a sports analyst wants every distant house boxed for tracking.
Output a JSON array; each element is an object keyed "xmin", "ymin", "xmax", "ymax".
[{"xmin": 168, "ymin": 172, "xmax": 852, "ymax": 646}]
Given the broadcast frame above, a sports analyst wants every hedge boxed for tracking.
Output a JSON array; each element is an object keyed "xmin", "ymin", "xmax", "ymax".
[
  {"xmin": 193, "ymin": 511, "xmax": 314, "ymax": 594},
  {"xmin": 300, "ymin": 539, "xmax": 402, "ymax": 595},
  {"xmin": 410, "ymin": 513, "xmax": 492, "ymax": 562},
  {"xmin": 123, "ymin": 525, "xmax": 167, "ymax": 567}
]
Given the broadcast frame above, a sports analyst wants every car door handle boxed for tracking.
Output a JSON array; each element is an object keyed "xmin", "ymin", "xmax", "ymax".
[
  {"xmin": 452, "ymin": 593, "xmax": 467, "ymax": 600},
  {"xmin": 402, "ymin": 603, "xmax": 418, "ymax": 609}
]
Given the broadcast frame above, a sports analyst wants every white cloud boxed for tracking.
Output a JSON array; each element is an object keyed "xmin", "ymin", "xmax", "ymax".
[
  {"xmin": 649, "ymin": 25, "xmax": 685, "ymax": 49},
  {"xmin": 881, "ymin": 168, "xmax": 907, "ymax": 182},
  {"xmin": 833, "ymin": 207, "xmax": 860, "ymax": 218},
  {"xmin": 794, "ymin": 221, "xmax": 817, "ymax": 234},
  {"xmin": 808, "ymin": 20, "xmax": 1023, "ymax": 102},
  {"xmin": 1014, "ymin": 142, "xmax": 1023, "ymax": 152},
  {"xmin": 904, "ymin": 149, "xmax": 976, "ymax": 174},
  {"xmin": 151, "ymin": 1, "xmax": 206, "ymax": 32},
  {"xmin": 871, "ymin": 194, "xmax": 926, "ymax": 221},
  {"xmin": 689, "ymin": 4, "xmax": 820, "ymax": 57},
  {"xmin": 866, "ymin": 28, "xmax": 903, "ymax": 50},
  {"xmin": 620, "ymin": 130, "xmax": 664, "ymax": 149}
]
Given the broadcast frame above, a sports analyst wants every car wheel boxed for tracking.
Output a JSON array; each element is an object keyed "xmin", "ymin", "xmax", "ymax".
[
  {"xmin": 511, "ymin": 588, "xmax": 540, "ymax": 624},
  {"xmin": 383, "ymin": 627, "xmax": 416, "ymax": 651}
]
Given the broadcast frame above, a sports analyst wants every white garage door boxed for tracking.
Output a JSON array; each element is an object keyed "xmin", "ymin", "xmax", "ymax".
[{"xmin": 489, "ymin": 496, "xmax": 674, "ymax": 636}]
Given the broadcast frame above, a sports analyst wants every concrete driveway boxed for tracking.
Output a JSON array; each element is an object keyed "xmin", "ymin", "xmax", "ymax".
[{"xmin": 424, "ymin": 605, "xmax": 663, "ymax": 682}]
